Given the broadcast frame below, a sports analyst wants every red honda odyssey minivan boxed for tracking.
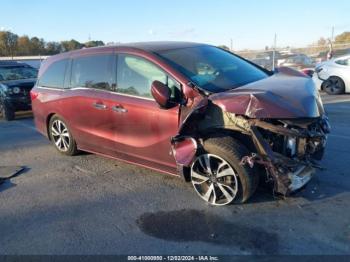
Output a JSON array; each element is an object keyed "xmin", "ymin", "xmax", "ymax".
[{"xmin": 31, "ymin": 42, "xmax": 329, "ymax": 205}]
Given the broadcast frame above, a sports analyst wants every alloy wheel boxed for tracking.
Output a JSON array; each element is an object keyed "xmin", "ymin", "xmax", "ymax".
[
  {"xmin": 191, "ymin": 153, "xmax": 239, "ymax": 206},
  {"xmin": 51, "ymin": 120, "xmax": 71, "ymax": 152},
  {"xmin": 324, "ymin": 77, "xmax": 342, "ymax": 94}
]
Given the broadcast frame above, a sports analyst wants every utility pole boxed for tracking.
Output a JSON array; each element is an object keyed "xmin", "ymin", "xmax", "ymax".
[
  {"xmin": 272, "ymin": 33, "xmax": 277, "ymax": 71},
  {"xmin": 331, "ymin": 26, "xmax": 334, "ymax": 42}
]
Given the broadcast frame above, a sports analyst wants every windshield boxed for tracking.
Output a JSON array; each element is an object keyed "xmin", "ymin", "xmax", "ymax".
[
  {"xmin": 157, "ymin": 45, "xmax": 269, "ymax": 93},
  {"xmin": 0, "ymin": 66, "xmax": 38, "ymax": 81}
]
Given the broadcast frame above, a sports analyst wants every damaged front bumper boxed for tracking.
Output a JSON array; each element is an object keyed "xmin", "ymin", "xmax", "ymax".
[
  {"xmin": 240, "ymin": 151, "xmax": 317, "ymax": 195},
  {"xmin": 287, "ymin": 165, "xmax": 314, "ymax": 192},
  {"xmin": 241, "ymin": 115, "xmax": 330, "ymax": 195}
]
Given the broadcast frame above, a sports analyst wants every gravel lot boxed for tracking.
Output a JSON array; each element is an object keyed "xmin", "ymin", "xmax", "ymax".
[{"xmin": 0, "ymin": 94, "xmax": 349, "ymax": 255}]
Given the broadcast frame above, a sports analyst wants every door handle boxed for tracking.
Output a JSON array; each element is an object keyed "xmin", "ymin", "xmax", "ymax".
[
  {"xmin": 112, "ymin": 105, "xmax": 128, "ymax": 113},
  {"xmin": 93, "ymin": 102, "xmax": 107, "ymax": 110}
]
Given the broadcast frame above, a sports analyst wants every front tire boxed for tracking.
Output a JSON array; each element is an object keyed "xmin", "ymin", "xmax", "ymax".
[
  {"xmin": 0, "ymin": 102, "xmax": 15, "ymax": 121},
  {"xmin": 190, "ymin": 136, "xmax": 259, "ymax": 206},
  {"xmin": 49, "ymin": 115, "xmax": 78, "ymax": 156}
]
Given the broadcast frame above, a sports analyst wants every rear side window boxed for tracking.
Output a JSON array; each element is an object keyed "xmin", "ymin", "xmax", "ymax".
[
  {"xmin": 38, "ymin": 59, "xmax": 68, "ymax": 88},
  {"xmin": 71, "ymin": 54, "xmax": 114, "ymax": 90}
]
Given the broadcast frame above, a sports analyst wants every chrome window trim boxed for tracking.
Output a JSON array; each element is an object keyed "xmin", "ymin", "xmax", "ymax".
[
  {"xmin": 36, "ymin": 86, "xmax": 66, "ymax": 91},
  {"xmin": 71, "ymin": 86, "xmax": 155, "ymax": 101},
  {"xmin": 36, "ymin": 85, "xmax": 155, "ymax": 101}
]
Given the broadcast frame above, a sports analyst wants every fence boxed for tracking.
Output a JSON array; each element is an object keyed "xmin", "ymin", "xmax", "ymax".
[{"xmin": 234, "ymin": 42, "xmax": 350, "ymax": 71}]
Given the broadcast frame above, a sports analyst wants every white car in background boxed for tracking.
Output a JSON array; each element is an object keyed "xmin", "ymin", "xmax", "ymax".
[{"xmin": 313, "ymin": 55, "xmax": 350, "ymax": 95}]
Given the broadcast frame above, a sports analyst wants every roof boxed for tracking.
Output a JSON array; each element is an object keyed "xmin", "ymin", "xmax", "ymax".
[
  {"xmin": 113, "ymin": 41, "xmax": 206, "ymax": 52},
  {"xmin": 41, "ymin": 41, "xmax": 210, "ymax": 67},
  {"xmin": 61, "ymin": 41, "xmax": 207, "ymax": 57}
]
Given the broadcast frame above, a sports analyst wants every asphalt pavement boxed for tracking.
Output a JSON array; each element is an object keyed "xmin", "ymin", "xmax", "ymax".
[{"xmin": 0, "ymin": 94, "xmax": 349, "ymax": 255}]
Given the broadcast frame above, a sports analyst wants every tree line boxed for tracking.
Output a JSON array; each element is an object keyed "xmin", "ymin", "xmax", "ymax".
[
  {"xmin": 0, "ymin": 31, "xmax": 105, "ymax": 57},
  {"xmin": 1, "ymin": 30, "xmax": 349, "ymax": 57}
]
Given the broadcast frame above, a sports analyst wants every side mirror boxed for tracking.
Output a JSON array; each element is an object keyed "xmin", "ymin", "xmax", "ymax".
[{"xmin": 151, "ymin": 80, "xmax": 175, "ymax": 108}]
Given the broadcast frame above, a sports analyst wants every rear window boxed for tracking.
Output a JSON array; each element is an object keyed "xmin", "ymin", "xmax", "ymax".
[
  {"xmin": 38, "ymin": 59, "xmax": 67, "ymax": 88},
  {"xmin": 0, "ymin": 66, "xmax": 37, "ymax": 81},
  {"xmin": 71, "ymin": 54, "xmax": 114, "ymax": 90}
]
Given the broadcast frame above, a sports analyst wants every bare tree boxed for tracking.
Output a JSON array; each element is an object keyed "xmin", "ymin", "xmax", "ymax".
[{"xmin": 0, "ymin": 31, "xmax": 18, "ymax": 57}]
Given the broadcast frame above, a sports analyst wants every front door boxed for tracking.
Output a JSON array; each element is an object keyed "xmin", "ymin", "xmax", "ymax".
[{"xmin": 109, "ymin": 54, "xmax": 181, "ymax": 171}]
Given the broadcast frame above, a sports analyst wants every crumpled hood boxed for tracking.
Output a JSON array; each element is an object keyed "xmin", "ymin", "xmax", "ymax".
[{"xmin": 209, "ymin": 70, "xmax": 325, "ymax": 119}]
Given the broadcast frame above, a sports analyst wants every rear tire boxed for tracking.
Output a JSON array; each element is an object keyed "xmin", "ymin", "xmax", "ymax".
[
  {"xmin": 0, "ymin": 102, "xmax": 15, "ymax": 121},
  {"xmin": 49, "ymin": 115, "xmax": 78, "ymax": 156},
  {"xmin": 324, "ymin": 76, "xmax": 345, "ymax": 95},
  {"xmin": 190, "ymin": 136, "xmax": 259, "ymax": 205}
]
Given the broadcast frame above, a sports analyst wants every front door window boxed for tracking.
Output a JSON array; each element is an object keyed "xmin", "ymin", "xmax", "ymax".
[{"xmin": 116, "ymin": 54, "xmax": 180, "ymax": 99}]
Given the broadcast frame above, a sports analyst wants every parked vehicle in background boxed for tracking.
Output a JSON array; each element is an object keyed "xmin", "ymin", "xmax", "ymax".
[
  {"xmin": 317, "ymin": 48, "xmax": 350, "ymax": 62},
  {"xmin": 251, "ymin": 51, "xmax": 282, "ymax": 70},
  {"xmin": 0, "ymin": 56, "xmax": 48, "ymax": 69},
  {"xmin": 313, "ymin": 54, "xmax": 350, "ymax": 95},
  {"xmin": 0, "ymin": 61, "xmax": 38, "ymax": 120},
  {"xmin": 31, "ymin": 42, "xmax": 329, "ymax": 206},
  {"xmin": 279, "ymin": 54, "xmax": 314, "ymax": 70},
  {"xmin": 16, "ymin": 58, "xmax": 46, "ymax": 69}
]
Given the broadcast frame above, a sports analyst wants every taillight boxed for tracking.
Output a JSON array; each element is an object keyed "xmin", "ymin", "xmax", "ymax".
[
  {"xmin": 301, "ymin": 69, "xmax": 314, "ymax": 77},
  {"xmin": 30, "ymin": 90, "xmax": 39, "ymax": 101},
  {"xmin": 300, "ymin": 70, "xmax": 309, "ymax": 77}
]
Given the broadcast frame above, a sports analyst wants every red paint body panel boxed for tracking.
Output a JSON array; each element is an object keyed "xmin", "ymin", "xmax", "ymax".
[
  {"xmin": 32, "ymin": 86, "xmax": 180, "ymax": 174},
  {"xmin": 32, "ymin": 45, "xmax": 192, "ymax": 175}
]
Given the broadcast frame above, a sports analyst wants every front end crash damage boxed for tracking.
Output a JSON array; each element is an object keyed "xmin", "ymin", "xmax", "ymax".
[
  {"xmin": 239, "ymin": 116, "xmax": 329, "ymax": 194},
  {"xmin": 171, "ymin": 72, "xmax": 330, "ymax": 195}
]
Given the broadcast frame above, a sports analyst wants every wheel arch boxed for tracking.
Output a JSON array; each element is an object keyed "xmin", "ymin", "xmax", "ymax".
[
  {"xmin": 200, "ymin": 128, "xmax": 256, "ymax": 153},
  {"xmin": 177, "ymin": 128, "xmax": 256, "ymax": 182},
  {"xmin": 46, "ymin": 113, "xmax": 72, "ymax": 141},
  {"xmin": 46, "ymin": 113, "xmax": 56, "ymax": 140}
]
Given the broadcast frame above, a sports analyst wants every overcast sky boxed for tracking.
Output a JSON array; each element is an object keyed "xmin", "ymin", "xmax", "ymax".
[{"xmin": 1, "ymin": 0, "xmax": 349, "ymax": 50}]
